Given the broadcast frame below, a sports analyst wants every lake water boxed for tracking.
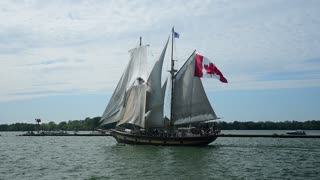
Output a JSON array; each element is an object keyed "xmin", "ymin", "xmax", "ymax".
[{"xmin": 1, "ymin": 130, "xmax": 319, "ymax": 180}]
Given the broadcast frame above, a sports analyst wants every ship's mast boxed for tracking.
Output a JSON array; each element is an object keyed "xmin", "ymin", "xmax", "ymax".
[
  {"xmin": 139, "ymin": 36, "xmax": 142, "ymax": 46},
  {"xmin": 169, "ymin": 27, "xmax": 177, "ymax": 128}
]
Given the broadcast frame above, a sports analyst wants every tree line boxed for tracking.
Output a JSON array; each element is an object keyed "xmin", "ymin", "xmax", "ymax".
[
  {"xmin": 217, "ymin": 120, "xmax": 320, "ymax": 130},
  {"xmin": 0, "ymin": 118, "xmax": 320, "ymax": 131},
  {"xmin": 0, "ymin": 117, "xmax": 101, "ymax": 131}
]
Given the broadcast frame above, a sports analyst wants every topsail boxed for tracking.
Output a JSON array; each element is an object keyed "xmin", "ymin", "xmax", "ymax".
[{"xmin": 100, "ymin": 46, "xmax": 148, "ymax": 126}]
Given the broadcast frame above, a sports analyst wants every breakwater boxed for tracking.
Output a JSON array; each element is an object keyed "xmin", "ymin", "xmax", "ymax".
[{"xmin": 16, "ymin": 133, "xmax": 320, "ymax": 138}]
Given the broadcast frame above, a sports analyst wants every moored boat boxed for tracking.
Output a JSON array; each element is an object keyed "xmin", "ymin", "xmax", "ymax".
[{"xmin": 286, "ymin": 130, "xmax": 306, "ymax": 135}]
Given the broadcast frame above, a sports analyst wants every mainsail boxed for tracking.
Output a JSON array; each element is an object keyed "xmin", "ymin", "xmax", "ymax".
[
  {"xmin": 172, "ymin": 52, "xmax": 218, "ymax": 125},
  {"xmin": 100, "ymin": 46, "xmax": 148, "ymax": 126}
]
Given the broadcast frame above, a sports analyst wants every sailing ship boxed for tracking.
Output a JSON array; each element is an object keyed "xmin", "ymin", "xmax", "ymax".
[{"xmin": 100, "ymin": 28, "xmax": 227, "ymax": 146}]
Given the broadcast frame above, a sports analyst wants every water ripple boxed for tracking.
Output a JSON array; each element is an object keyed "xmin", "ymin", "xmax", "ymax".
[{"xmin": 0, "ymin": 132, "xmax": 319, "ymax": 179}]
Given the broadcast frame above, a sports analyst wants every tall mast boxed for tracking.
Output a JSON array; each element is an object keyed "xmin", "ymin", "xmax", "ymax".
[
  {"xmin": 139, "ymin": 36, "xmax": 142, "ymax": 46},
  {"xmin": 169, "ymin": 27, "xmax": 176, "ymax": 128}
]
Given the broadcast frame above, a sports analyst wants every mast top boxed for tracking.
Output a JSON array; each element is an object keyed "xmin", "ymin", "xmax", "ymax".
[{"xmin": 139, "ymin": 36, "xmax": 142, "ymax": 46}]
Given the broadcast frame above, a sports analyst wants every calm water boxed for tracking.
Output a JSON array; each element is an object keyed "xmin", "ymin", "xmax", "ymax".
[{"xmin": 0, "ymin": 131, "xmax": 319, "ymax": 180}]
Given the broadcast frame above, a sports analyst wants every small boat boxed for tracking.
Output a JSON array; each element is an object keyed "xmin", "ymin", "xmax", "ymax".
[
  {"xmin": 99, "ymin": 28, "xmax": 227, "ymax": 146},
  {"xmin": 286, "ymin": 130, "xmax": 306, "ymax": 135}
]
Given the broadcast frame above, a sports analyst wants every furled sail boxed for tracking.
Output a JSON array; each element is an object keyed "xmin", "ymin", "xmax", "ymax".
[
  {"xmin": 100, "ymin": 46, "xmax": 148, "ymax": 126},
  {"xmin": 172, "ymin": 52, "xmax": 218, "ymax": 125},
  {"xmin": 145, "ymin": 39, "xmax": 169, "ymax": 128}
]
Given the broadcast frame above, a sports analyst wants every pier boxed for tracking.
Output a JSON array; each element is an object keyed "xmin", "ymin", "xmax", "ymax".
[
  {"xmin": 18, "ymin": 133, "xmax": 112, "ymax": 136},
  {"xmin": 16, "ymin": 133, "xmax": 320, "ymax": 138},
  {"xmin": 218, "ymin": 134, "xmax": 320, "ymax": 138}
]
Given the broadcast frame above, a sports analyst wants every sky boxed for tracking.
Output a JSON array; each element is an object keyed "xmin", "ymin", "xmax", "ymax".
[{"xmin": 0, "ymin": 0, "xmax": 320, "ymax": 124}]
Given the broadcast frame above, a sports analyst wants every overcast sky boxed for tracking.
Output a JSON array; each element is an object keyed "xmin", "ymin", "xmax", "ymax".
[{"xmin": 0, "ymin": 0, "xmax": 319, "ymax": 124}]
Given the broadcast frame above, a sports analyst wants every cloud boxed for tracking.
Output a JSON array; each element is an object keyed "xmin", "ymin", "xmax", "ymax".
[{"xmin": 0, "ymin": 0, "xmax": 320, "ymax": 102}]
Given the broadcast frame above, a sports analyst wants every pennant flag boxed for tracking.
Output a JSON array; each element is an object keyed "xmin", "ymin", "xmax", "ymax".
[
  {"xmin": 194, "ymin": 54, "xmax": 228, "ymax": 83},
  {"xmin": 173, "ymin": 31, "xmax": 180, "ymax": 38}
]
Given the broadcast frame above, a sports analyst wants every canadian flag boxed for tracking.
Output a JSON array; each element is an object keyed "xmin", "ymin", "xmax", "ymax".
[{"xmin": 194, "ymin": 54, "xmax": 228, "ymax": 83}]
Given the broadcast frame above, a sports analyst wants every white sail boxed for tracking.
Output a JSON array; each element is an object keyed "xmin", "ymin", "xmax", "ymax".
[
  {"xmin": 172, "ymin": 52, "xmax": 218, "ymax": 125},
  {"xmin": 117, "ymin": 82, "xmax": 147, "ymax": 128},
  {"xmin": 100, "ymin": 46, "xmax": 148, "ymax": 126},
  {"xmin": 145, "ymin": 39, "xmax": 169, "ymax": 128}
]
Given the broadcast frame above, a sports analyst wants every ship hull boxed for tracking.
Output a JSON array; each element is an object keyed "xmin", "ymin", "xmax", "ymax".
[{"xmin": 110, "ymin": 129, "xmax": 218, "ymax": 146}]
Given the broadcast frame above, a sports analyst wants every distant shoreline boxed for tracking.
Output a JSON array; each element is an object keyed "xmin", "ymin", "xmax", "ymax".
[{"xmin": 1, "ymin": 118, "xmax": 319, "ymax": 131}]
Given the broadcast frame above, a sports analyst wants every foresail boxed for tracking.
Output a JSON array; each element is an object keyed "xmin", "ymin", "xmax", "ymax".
[
  {"xmin": 145, "ymin": 38, "xmax": 169, "ymax": 128},
  {"xmin": 117, "ymin": 83, "xmax": 147, "ymax": 128},
  {"xmin": 100, "ymin": 46, "xmax": 148, "ymax": 126},
  {"xmin": 172, "ymin": 53, "xmax": 218, "ymax": 125},
  {"xmin": 100, "ymin": 72, "xmax": 126, "ymax": 126}
]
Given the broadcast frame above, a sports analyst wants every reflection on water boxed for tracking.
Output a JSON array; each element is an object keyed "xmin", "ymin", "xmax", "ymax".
[{"xmin": 0, "ymin": 131, "xmax": 319, "ymax": 179}]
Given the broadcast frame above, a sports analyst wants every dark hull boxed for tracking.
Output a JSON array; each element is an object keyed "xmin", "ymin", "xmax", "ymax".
[{"xmin": 110, "ymin": 129, "xmax": 218, "ymax": 146}]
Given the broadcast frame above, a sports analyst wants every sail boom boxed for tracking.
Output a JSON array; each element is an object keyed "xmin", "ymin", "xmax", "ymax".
[{"xmin": 173, "ymin": 114, "xmax": 218, "ymax": 125}]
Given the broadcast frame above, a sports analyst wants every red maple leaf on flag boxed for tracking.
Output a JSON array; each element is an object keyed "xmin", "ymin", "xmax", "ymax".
[
  {"xmin": 204, "ymin": 63, "xmax": 228, "ymax": 83},
  {"xmin": 194, "ymin": 53, "xmax": 228, "ymax": 83},
  {"xmin": 204, "ymin": 63, "xmax": 216, "ymax": 75}
]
